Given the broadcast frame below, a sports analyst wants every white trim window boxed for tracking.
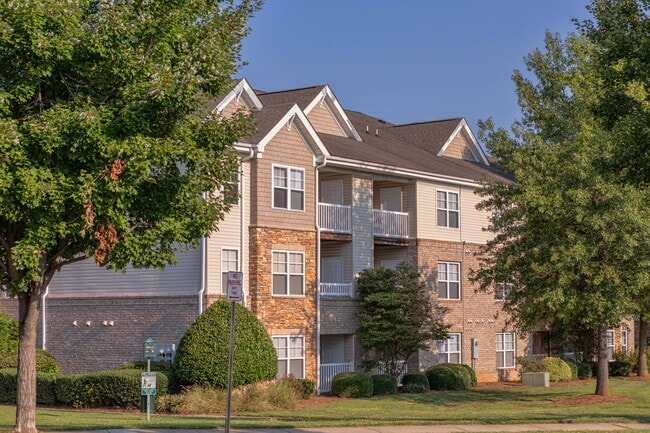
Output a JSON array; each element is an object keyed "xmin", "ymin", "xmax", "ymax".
[
  {"xmin": 496, "ymin": 332, "xmax": 516, "ymax": 368},
  {"xmin": 438, "ymin": 262, "xmax": 460, "ymax": 300},
  {"xmin": 273, "ymin": 335, "xmax": 305, "ymax": 379},
  {"xmin": 221, "ymin": 248, "xmax": 239, "ymax": 294},
  {"xmin": 223, "ymin": 170, "xmax": 240, "ymax": 206},
  {"xmin": 607, "ymin": 329, "xmax": 615, "ymax": 360},
  {"xmin": 438, "ymin": 333, "xmax": 461, "ymax": 364},
  {"xmin": 495, "ymin": 282, "xmax": 513, "ymax": 301},
  {"xmin": 272, "ymin": 251, "xmax": 304, "ymax": 296},
  {"xmin": 621, "ymin": 326, "xmax": 629, "ymax": 354},
  {"xmin": 273, "ymin": 165, "xmax": 304, "ymax": 211},
  {"xmin": 437, "ymin": 190, "xmax": 459, "ymax": 228}
]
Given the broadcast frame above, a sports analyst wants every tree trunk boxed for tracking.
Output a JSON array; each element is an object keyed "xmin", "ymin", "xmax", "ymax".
[
  {"xmin": 13, "ymin": 287, "xmax": 42, "ymax": 433},
  {"xmin": 594, "ymin": 323, "xmax": 610, "ymax": 397},
  {"xmin": 639, "ymin": 317, "xmax": 648, "ymax": 377}
]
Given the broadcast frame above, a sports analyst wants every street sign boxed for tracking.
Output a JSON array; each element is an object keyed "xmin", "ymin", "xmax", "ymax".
[
  {"xmin": 141, "ymin": 372, "xmax": 157, "ymax": 396},
  {"xmin": 226, "ymin": 271, "xmax": 243, "ymax": 302},
  {"xmin": 144, "ymin": 338, "xmax": 156, "ymax": 359}
]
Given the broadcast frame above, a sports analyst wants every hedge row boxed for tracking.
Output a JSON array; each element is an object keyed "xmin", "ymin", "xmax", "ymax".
[{"xmin": 0, "ymin": 369, "xmax": 168, "ymax": 409}]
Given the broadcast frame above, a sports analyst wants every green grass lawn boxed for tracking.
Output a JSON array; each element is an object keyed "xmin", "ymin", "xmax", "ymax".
[{"xmin": 1, "ymin": 378, "xmax": 648, "ymax": 432}]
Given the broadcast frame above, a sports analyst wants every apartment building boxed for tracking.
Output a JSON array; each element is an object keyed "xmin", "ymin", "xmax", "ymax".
[{"xmin": 0, "ymin": 79, "xmax": 633, "ymax": 391}]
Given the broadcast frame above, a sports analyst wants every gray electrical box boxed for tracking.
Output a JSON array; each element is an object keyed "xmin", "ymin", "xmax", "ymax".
[{"xmin": 471, "ymin": 338, "xmax": 479, "ymax": 359}]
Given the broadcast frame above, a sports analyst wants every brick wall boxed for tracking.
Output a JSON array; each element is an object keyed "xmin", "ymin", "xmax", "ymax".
[{"xmin": 249, "ymin": 226, "xmax": 318, "ymax": 381}]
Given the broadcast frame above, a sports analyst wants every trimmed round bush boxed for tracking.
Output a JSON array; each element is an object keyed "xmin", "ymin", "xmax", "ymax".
[
  {"xmin": 523, "ymin": 357, "xmax": 572, "ymax": 382},
  {"xmin": 401, "ymin": 372, "xmax": 429, "ymax": 393},
  {"xmin": 330, "ymin": 371, "xmax": 373, "ymax": 398},
  {"xmin": 426, "ymin": 364, "xmax": 471, "ymax": 391},
  {"xmin": 371, "ymin": 374, "xmax": 397, "ymax": 395},
  {"xmin": 173, "ymin": 300, "xmax": 277, "ymax": 388},
  {"xmin": 455, "ymin": 364, "xmax": 477, "ymax": 386}
]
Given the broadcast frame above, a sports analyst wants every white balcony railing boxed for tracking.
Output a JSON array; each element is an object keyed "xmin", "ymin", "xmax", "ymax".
[
  {"xmin": 373, "ymin": 209, "xmax": 408, "ymax": 238},
  {"xmin": 318, "ymin": 203, "xmax": 351, "ymax": 234},
  {"xmin": 319, "ymin": 362, "xmax": 353, "ymax": 393},
  {"xmin": 319, "ymin": 282, "xmax": 353, "ymax": 297}
]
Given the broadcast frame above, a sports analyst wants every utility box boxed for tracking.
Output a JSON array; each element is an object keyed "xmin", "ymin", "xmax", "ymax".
[
  {"xmin": 471, "ymin": 338, "xmax": 479, "ymax": 359},
  {"xmin": 522, "ymin": 372, "xmax": 550, "ymax": 387}
]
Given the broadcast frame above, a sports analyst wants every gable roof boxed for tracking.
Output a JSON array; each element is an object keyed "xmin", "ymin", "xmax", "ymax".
[
  {"xmin": 256, "ymin": 85, "xmax": 324, "ymax": 110},
  {"xmin": 210, "ymin": 78, "xmax": 262, "ymax": 114}
]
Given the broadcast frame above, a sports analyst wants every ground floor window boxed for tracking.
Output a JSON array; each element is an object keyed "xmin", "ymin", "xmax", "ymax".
[
  {"xmin": 438, "ymin": 333, "xmax": 461, "ymax": 364},
  {"xmin": 607, "ymin": 329, "xmax": 615, "ymax": 360},
  {"xmin": 496, "ymin": 332, "xmax": 515, "ymax": 368},
  {"xmin": 273, "ymin": 335, "xmax": 305, "ymax": 379},
  {"xmin": 621, "ymin": 326, "xmax": 629, "ymax": 354}
]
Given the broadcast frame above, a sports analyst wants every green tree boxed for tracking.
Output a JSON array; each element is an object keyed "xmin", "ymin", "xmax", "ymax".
[
  {"xmin": 474, "ymin": 32, "xmax": 650, "ymax": 397},
  {"xmin": 0, "ymin": 1, "xmax": 261, "ymax": 432},
  {"xmin": 356, "ymin": 263, "xmax": 449, "ymax": 379},
  {"xmin": 577, "ymin": 0, "xmax": 650, "ymax": 378}
]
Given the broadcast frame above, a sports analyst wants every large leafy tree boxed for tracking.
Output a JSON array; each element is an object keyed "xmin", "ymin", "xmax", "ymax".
[
  {"xmin": 356, "ymin": 263, "xmax": 449, "ymax": 379},
  {"xmin": 0, "ymin": 1, "xmax": 261, "ymax": 432},
  {"xmin": 474, "ymin": 31, "xmax": 650, "ymax": 397},
  {"xmin": 577, "ymin": 0, "xmax": 650, "ymax": 378}
]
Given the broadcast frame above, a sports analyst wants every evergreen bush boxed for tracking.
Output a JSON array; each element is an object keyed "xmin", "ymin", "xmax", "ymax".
[
  {"xmin": 609, "ymin": 361, "xmax": 632, "ymax": 377},
  {"xmin": 0, "ymin": 349, "xmax": 60, "ymax": 374},
  {"xmin": 401, "ymin": 372, "xmax": 429, "ymax": 393},
  {"xmin": 173, "ymin": 300, "xmax": 277, "ymax": 388},
  {"xmin": 522, "ymin": 357, "xmax": 572, "ymax": 382},
  {"xmin": 330, "ymin": 371, "xmax": 373, "ymax": 398},
  {"xmin": 278, "ymin": 375, "xmax": 315, "ymax": 399},
  {"xmin": 0, "ymin": 369, "xmax": 59, "ymax": 405},
  {"xmin": 371, "ymin": 374, "xmax": 397, "ymax": 395},
  {"xmin": 455, "ymin": 363, "xmax": 477, "ymax": 386},
  {"xmin": 576, "ymin": 362, "xmax": 593, "ymax": 379},
  {"xmin": 425, "ymin": 364, "xmax": 471, "ymax": 391},
  {"xmin": 0, "ymin": 311, "xmax": 18, "ymax": 354}
]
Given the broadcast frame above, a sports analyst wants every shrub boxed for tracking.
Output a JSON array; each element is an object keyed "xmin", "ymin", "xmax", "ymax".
[
  {"xmin": 56, "ymin": 369, "xmax": 168, "ymax": 409},
  {"xmin": 278, "ymin": 375, "xmax": 315, "ymax": 399},
  {"xmin": 173, "ymin": 300, "xmax": 277, "ymax": 388},
  {"xmin": 425, "ymin": 364, "xmax": 471, "ymax": 391},
  {"xmin": 0, "ymin": 369, "xmax": 59, "ymax": 405},
  {"xmin": 455, "ymin": 364, "xmax": 477, "ymax": 386},
  {"xmin": 566, "ymin": 362, "xmax": 579, "ymax": 380},
  {"xmin": 401, "ymin": 372, "xmax": 429, "ymax": 393},
  {"xmin": 0, "ymin": 311, "xmax": 18, "ymax": 354},
  {"xmin": 609, "ymin": 361, "xmax": 632, "ymax": 377},
  {"xmin": 371, "ymin": 374, "xmax": 397, "ymax": 395},
  {"xmin": 330, "ymin": 371, "xmax": 373, "ymax": 398},
  {"xmin": 0, "ymin": 349, "xmax": 61, "ymax": 374},
  {"xmin": 575, "ymin": 362, "xmax": 593, "ymax": 379},
  {"xmin": 521, "ymin": 357, "xmax": 572, "ymax": 382}
]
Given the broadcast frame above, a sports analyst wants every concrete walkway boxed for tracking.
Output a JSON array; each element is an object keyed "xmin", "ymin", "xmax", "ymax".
[{"xmin": 54, "ymin": 424, "xmax": 650, "ymax": 433}]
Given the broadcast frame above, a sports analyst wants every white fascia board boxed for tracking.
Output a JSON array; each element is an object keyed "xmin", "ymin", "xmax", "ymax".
[
  {"xmin": 304, "ymin": 86, "xmax": 362, "ymax": 141},
  {"xmin": 213, "ymin": 78, "xmax": 263, "ymax": 114},
  {"xmin": 256, "ymin": 104, "xmax": 330, "ymax": 158},
  {"xmin": 437, "ymin": 119, "xmax": 490, "ymax": 166},
  {"xmin": 325, "ymin": 156, "xmax": 482, "ymax": 188}
]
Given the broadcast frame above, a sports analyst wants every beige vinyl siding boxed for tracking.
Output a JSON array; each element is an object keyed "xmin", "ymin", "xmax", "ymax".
[
  {"xmin": 319, "ymin": 173, "xmax": 352, "ymax": 205},
  {"xmin": 205, "ymin": 161, "xmax": 250, "ymax": 297},
  {"xmin": 252, "ymin": 126, "xmax": 316, "ymax": 231},
  {"xmin": 306, "ymin": 103, "xmax": 346, "ymax": 137},
  {"xmin": 219, "ymin": 97, "xmax": 251, "ymax": 118},
  {"xmin": 416, "ymin": 181, "xmax": 492, "ymax": 244},
  {"xmin": 48, "ymin": 247, "xmax": 201, "ymax": 298},
  {"xmin": 403, "ymin": 182, "xmax": 417, "ymax": 238},
  {"xmin": 442, "ymin": 131, "xmax": 478, "ymax": 162},
  {"xmin": 320, "ymin": 242, "xmax": 353, "ymax": 283},
  {"xmin": 374, "ymin": 246, "xmax": 408, "ymax": 268}
]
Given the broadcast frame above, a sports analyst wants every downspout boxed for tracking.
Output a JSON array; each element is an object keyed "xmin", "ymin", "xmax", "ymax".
[
  {"xmin": 240, "ymin": 146, "xmax": 256, "ymax": 308},
  {"xmin": 198, "ymin": 236, "xmax": 206, "ymax": 314},
  {"xmin": 41, "ymin": 285, "xmax": 49, "ymax": 350},
  {"xmin": 315, "ymin": 155, "xmax": 327, "ymax": 394}
]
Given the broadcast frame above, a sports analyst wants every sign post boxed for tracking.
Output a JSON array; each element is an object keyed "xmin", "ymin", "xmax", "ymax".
[
  {"xmin": 225, "ymin": 271, "xmax": 243, "ymax": 433},
  {"xmin": 143, "ymin": 338, "xmax": 156, "ymax": 421}
]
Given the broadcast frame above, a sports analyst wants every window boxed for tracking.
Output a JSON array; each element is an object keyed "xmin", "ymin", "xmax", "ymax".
[
  {"xmin": 438, "ymin": 262, "xmax": 460, "ymax": 299},
  {"xmin": 496, "ymin": 332, "xmax": 516, "ymax": 368},
  {"xmin": 607, "ymin": 329, "xmax": 615, "ymax": 360},
  {"xmin": 273, "ymin": 165, "xmax": 304, "ymax": 210},
  {"xmin": 621, "ymin": 327, "xmax": 629, "ymax": 354},
  {"xmin": 438, "ymin": 333, "xmax": 461, "ymax": 364},
  {"xmin": 437, "ymin": 190, "xmax": 459, "ymax": 228},
  {"xmin": 221, "ymin": 248, "xmax": 239, "ymax": 294},
  {"xmin": 272, "ymin": 251, "xmax": 304, "ymax": 295},
  {"xmin": 273, "ymin": 335, "xmax": 305, "ymax": 378},
  {"xmin": 223, "ymin": 171, "xmax": 240, "ymax": 205},
  {"xmin": 495, "ymin": 282, "xmax": 513, "ymax": 301}
]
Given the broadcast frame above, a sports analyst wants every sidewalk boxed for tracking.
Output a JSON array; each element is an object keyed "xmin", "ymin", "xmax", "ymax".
[{"xmin": 55, "ymin": 424, "xmax": 650, "ymax": 433}]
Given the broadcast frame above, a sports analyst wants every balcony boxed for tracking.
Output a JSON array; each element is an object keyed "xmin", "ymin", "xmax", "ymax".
[
  {"xmin": 319, "ymin": 282, "xmax": 353, "ymax": 297},
  {"xmin": 319, "ymin": 362, "xmax": 353, "ymax": 393},
  {"xmin": 373, "ymin": 209, "xmax": 408, "ymax": 239},
  {"xmin": 318, "ymin": 203, "xmax": 351, "ymax": 234}
]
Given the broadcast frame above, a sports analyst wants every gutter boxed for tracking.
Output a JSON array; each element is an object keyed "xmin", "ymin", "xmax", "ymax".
[
  {"xmin": 240, "ymin": 146, "xmax": 256, "ymax": 308},
  {"xmin": 41, "ymin": 285, "xmax": 49, "ymax": 350},
  {"xmin": 315, "ymin": 155, "xmax": 327, "ymax": 394},
  {"xmin": 198, "ymin": 236, "xmax": 206, "ymax": 314}
]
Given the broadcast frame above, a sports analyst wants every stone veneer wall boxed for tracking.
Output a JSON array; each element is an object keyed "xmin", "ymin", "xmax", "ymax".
[
  {"xmin": 249, "ymin": 226, "xmax": 318, "ymax": 381},
  {"xmin": 0, "ymin": 295, "xmax": 199, "ymax": 374},
  {"xmin": 410, "ymin": 239, "xmax": 526, "ymax": 382}
]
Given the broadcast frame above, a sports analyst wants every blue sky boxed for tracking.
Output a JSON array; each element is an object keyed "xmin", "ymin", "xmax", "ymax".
[{"xmin": 239, "ymin": 1, "xmax": 592, "ymax": 136}]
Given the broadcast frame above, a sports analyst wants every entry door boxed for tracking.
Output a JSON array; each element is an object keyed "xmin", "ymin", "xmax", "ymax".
[
  {"xmin": 321, "ymin": 257, "xmax": 343, "ymax": 283},
  {"xmin": 321, "ymin": 180, "xmax": 343, "ymax": 205},
  {"xmin": 380, "ymin": 187, "xmax": 402, "ymax": 212}
]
